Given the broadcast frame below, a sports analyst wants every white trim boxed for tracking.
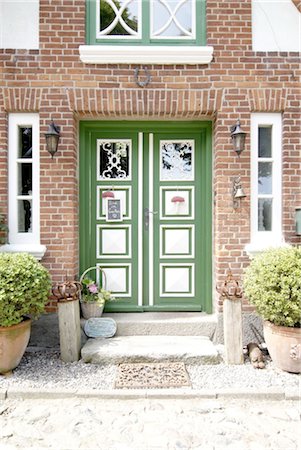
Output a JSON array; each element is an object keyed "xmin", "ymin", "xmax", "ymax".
[
  {"xmin": 245, "ymin": 241, "xmax": 290, "ymax": 258},
  {"xmin": 79, "ymin": 45, "xmax": 214, "ymax": 65},
  {"xmin": 8, "ymin": 113, "xmax": 42, "ymax": 248},
  {"xmin": 96, "ymin": 225, "xmax": 131, "ymax": 259},
  {"xmin": 160, "ymin": 263, "xmax": 195, "ymax": 297},
  {"xmin": 160, "ymin": 186, "xmax": 195, "ymax": 220},
  {"xmin": 99, "ymin": 263, "xmax": 132, "ymax": 297},
  {"xmin": 149, "ymin": 133, "xmax": 154, "ymax": 306},
  {"xmin": 160, "ymin": 224, "xmax": 195, "ymax": 259},
  {"xmin": 97, "ymin": 185, "xmax": 132, "ymax": 220},
  {"xmin": 0, "ymin": 244, "xmax": 46, "ymax": 260},
  {"xmin": 138, "ymin": 132, "xmax": 143, "ymax": 307},
  {"xmin": 246, "ymin": 113, "xmax": 283, "ymax": 253}
]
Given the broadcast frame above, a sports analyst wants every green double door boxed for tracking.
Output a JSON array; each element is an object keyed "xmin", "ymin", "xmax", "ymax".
[{"xmin": 80, "ymin": 122, "xmax": 212, "ymax": 312}]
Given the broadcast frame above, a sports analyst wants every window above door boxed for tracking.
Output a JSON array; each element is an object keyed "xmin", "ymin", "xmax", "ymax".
[{"xmin": 79, "ymin": 0, "xmax": 213, "ymax": 64}]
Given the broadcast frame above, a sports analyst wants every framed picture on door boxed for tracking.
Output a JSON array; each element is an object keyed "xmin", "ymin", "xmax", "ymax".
[{"xmin": 106, "ymin": 198, "xmax": 123, "ymax": 222}]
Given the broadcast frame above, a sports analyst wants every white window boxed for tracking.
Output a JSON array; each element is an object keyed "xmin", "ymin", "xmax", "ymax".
[
  {"xmin": 246, "ymin": 113, "xmax": 284, "ymax": 255},
  {"xmin": 80, "ymin": 0, "xmax": 213, "ymax": 64},
  {"xmin": 0, "ymin": 114, "xmax": 46, "ymax": 259}
]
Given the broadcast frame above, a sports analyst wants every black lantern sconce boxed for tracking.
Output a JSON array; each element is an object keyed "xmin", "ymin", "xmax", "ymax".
[
  {"xmin": 44, "ymin": 120, "xmax": 61, "ymax": 158},
  {"xmin": 233, "ymin": 177, "xmax": 246, "ymax": 209},
  {"xmin": 231, "ymin": 119, "xmax": 247, "ymax": 156},
  {"xmin": 295, "ymin": 207, "xmax": 301, "ymax": 236}
]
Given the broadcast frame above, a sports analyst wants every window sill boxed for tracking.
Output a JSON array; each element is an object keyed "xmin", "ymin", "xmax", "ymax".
[
  {"xmin": 79, "ymin": 45, "xmax": 214, "ymax": 65},
  {"xmin": 244, "ymin": 241, "xmax": 290, "ymax": 258},
  {"xmin": 0, "ymin": 244, "xmax": 47, "ymax": 260}
]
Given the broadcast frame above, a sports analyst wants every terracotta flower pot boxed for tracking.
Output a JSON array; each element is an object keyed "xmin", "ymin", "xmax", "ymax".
[
  {"xmin": 0, "ymin": 318, "xmax": 31, "ymax": 375},
  {"xmin": 263, "ymin": 321, "xmax": 301, "ymax": 373},
  {"xmin": 81, "ymin": 302, "xmax": 104, "ymax": 319}
]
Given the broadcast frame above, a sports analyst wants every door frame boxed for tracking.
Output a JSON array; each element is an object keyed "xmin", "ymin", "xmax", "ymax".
[{"xmin": 79, "ymin": 121, "xmax": 213, "ymax": 313}]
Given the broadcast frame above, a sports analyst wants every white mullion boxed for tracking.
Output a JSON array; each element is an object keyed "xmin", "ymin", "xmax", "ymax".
[
  {"xmin": 149, "ymin": 133, "xmax": 154, "ymax": 306},
  {"xmin": 138, "ymin": 132, "xmax": 143, "ymax": 307},
  {"xmin": 258, "ymin": 194, "xmax": 273, "ymax": 199}
]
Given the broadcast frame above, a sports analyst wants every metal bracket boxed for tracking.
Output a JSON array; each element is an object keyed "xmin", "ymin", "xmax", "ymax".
[{"xmin": 134, "ymin": 67, "xmax": 151, "ymax": 88}]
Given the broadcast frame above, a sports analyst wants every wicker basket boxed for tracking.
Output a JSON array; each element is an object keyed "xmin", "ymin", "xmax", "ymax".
[
  {"xmin": 79, "ymin": 266, "xmax": 107, "ymax": 319},
  {"xmin": 80, "ymin": 301, "xmax": 104, "ymax": 320}
]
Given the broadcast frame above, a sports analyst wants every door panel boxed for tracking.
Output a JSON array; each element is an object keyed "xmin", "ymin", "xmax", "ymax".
[
  {"xmin": 151, "ymin": 132, "xmax": 202, "ymax": 309},
  {"xmin": 80, "ymin": 122, "xmax": 212, "ymax": 313}
]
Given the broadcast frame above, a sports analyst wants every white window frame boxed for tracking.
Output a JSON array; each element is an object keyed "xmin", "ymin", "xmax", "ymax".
[
  {"xmin": 80, "ymin": 0, "xmax": 213, "ymax": 64},
  {"xmin": 245, "ymin": 113, "xmax": 285, "ymax": 256},
  {"xmin": 0, "ymin": 113, "xmax": 46, "ymax": 259}
]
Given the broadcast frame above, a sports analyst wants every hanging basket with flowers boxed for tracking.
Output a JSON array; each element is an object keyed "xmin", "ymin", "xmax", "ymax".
[{"xmin": 79, "ymin": 266, "xmax": 115, "ymax": 319}]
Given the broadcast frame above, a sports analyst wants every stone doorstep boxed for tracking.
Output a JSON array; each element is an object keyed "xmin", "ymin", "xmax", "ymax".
[
  {"xmin": 81, "ymin": 335, "xmax": 222, "ymax": 365},
  {"xmin": 102, "ymin": 312, "xmax": 217, "ymax": 338},
  {"xmin": 30, "ymin": 312, "xmax": 218, "ymax": 350}
]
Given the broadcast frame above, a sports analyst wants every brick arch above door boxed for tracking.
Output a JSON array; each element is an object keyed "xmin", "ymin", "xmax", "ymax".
[{"xmin": 66, "ymin": 88, "xmax": 223, "ymax": 118}]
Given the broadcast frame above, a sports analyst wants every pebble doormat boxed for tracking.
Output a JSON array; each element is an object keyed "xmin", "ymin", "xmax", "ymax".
[{"xmin": 115, "ymin": 362, "xmax": 191, "ymax": 389}]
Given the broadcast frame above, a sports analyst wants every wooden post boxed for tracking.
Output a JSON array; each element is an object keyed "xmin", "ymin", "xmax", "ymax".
[
  {"xmin": 223, "ymin": 297, "xmax": 244, "ymax": 365},
  {"xmin": 58, "ymin": 298, "xmax": 81, "ymax": 363}
]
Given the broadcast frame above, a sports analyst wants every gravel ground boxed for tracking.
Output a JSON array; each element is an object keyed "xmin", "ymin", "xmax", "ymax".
[{"xmin": 0, "ymin": 349, "xmax": 300, "ymax": 392}]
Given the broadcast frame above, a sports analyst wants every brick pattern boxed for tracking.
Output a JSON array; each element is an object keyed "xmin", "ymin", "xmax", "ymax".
[
  {"xmin": 67, "ymin": 88, "xmax": 223, "ymax": 117},
  {"xmin": 0, "ymin": 0, "xmax": 300, "ymax": 313},
  {"xmin": 2, "ymin": 88, "xmax": 43, "ymax": 112},
  {"xmin": 247, "ymin": 88, "xmax": 288, "ymax": 112}
]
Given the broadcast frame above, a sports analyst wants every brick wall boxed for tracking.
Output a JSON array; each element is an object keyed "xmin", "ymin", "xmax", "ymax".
[{"xmin": 0, "ymin": 0, "xmax": 300, "ymax": 312}]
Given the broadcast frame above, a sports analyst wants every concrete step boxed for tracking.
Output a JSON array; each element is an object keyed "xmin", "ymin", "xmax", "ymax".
[
  {"xmin": 102, "ymin": 312, "xmax": 217, "ymax": 338},
  {"xmin": 81, "ymin": 335, "xmax": 222, "ymax": 365}
]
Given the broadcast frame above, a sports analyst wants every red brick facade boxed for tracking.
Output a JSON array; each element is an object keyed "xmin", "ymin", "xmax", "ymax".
[{"xmin": 0, "ymin": 0, "xmax": 300, "ymax": 312}]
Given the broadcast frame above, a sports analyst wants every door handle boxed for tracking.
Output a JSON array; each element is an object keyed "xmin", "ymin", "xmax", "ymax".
[{"xmin": 144, "ymin": 208, "xmax": 158, "ymax": 230}]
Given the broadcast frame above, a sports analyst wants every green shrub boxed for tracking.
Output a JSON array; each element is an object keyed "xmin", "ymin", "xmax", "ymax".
[
  {"xmin": 243, "ymin": 247, "xmax": 301, "ymax": 327},
  {"xmin": 0, "ymin": 253, "xmax": 51, "ymax": 327}
]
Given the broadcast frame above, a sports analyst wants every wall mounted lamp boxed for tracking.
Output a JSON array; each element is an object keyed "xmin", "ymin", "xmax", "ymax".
[
  {"xmin": 45, "ymin": 120, "xmax": 61, "ymax": 158},
  {"xmin": 295, "ymin": 207, "xmax": 301, "ymax": 235},
  {"xmin": 231, "ymin": 119, "xmax": 247, "ymax": 156},
  {"xmin": 233, "ymin": 177, "xmax": 246, "ymax": 209}
]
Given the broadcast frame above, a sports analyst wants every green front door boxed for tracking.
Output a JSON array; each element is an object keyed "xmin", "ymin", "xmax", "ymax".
[{"xmin": 80, "ymin": 122, "xmax": 212, "ymax": 312}]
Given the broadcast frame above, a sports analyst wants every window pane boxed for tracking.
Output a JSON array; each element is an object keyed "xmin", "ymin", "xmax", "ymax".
[
  {"xmin": 160, "ymin": 141, "xmax": 194, "ymax": 181},
  {"xmin": 98, "ymin": 140, "xmax": 130, "ymax": 179},
  {"xmin": 18, "ymin": 163, "xmax": 32, "ymax": 196},
  {"xmin": 18, "ymin": 126, "xmax": 32, "ymax": 158},
  {"xmin": 258, "ymin": 126, "xmax": 272, "ymax": 158},
  {"xmin": 152, "ymin": 0, "xmax": 194, "ymax": 38},
  {"xmin": 18, "ymin": 199, "xmax": 32, "ymax": 233},
  {"xmin": 99, "ymin": 0, "xmax": 139, "ymax": 36},
  {"xmin": 258, "ymin": 162, "xmax": 272, "ymax": 195},
  {"xmin": 258, "ymin": 199, "xmax": 272, "ymax": 231}
]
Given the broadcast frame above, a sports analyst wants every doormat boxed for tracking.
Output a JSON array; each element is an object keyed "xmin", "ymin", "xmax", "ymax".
[{"xmin": 115, "ymin": 362, "xmax": 191, "ymax": 389}]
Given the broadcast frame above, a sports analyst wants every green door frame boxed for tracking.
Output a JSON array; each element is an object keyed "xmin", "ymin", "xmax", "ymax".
[{"xmin": 79, "ymin": 121, "xmax": 212, "ymax": 313}]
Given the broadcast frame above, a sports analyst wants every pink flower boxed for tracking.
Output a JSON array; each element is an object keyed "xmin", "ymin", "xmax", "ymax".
[{"xmin": 88, "ymin": 283, "xmax": 98, "ymax": 294}]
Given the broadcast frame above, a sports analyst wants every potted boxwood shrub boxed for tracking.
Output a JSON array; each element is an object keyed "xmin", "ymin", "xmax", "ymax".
[
  {"xmin": 243, "ymin": 246, "xmax": 301, "ymax": 373},
  {"xmin": 0, "ymin": 252, "xmax": 51, "ymax": 375}
]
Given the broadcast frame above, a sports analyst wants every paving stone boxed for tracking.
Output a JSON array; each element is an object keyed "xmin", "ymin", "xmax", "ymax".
[
  {"xmin": 81, "ymin": 335, "xmax": 221, "ymax": 365},
  {"xmin": 0, "ymin": 397, "xmax": 300, "ymax": 449}
]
